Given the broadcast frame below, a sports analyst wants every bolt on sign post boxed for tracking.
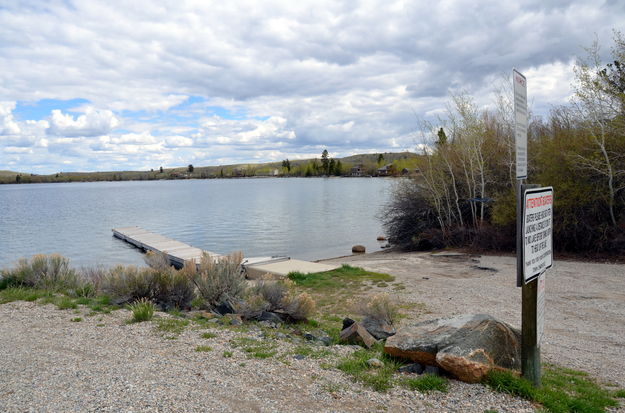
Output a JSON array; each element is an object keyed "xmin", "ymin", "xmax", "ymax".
[{"xmin": 513, "ymin": 69, "xmax": 554, "ymax": 387}]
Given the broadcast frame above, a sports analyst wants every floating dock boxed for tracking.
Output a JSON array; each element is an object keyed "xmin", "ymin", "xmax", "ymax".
[
  {"xmin": 112, "ymin": 226, "xmax": 340, "ymax": 278},
  {"xmin": 112, "ymin": 226, "xmax": 221, "ymax": 268}
]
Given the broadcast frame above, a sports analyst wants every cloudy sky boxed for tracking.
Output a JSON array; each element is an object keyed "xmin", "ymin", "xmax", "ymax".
[{"xmin": 1, "ymin": 0, "xmax": 623, "ymax": 173}]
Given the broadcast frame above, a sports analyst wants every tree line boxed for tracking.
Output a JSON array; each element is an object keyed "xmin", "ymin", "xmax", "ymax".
[{"xmin": 384, "ymin": 31, "xmax": 625, "ymax": 255}]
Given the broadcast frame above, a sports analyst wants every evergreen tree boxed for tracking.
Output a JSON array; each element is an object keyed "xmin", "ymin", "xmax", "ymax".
[{"xmin": 321, "ymin": 149, "xmax": 329, "ymax": 175}]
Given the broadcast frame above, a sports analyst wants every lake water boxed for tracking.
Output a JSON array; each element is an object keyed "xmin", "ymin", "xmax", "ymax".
[{"xmin": 0, "ymin": 178, "xmax": 394, "ymax": 269}]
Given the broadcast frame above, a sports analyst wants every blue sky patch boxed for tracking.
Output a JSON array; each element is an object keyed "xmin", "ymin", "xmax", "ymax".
[{"xmin": 14, "ymin": 98, "xmax": 91, "ymax": 121}]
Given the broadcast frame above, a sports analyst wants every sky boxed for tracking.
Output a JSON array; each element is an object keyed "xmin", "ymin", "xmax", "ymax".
[{"xmin": 0, "ymin": 0, "xmax": 623, "ymax": 173}]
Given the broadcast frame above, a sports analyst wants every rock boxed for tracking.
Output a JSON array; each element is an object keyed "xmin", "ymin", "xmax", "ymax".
[
  {"xmin": 367, "ymin": 358, "xmax": 384, "ymax": 368},
  {"xmin": 293, "ymin": 354, "xmax": 306, "ymax": 360},
  {"xmin": 352, "ymin": 245, "xmax": 366, "ymax": 253},
  {"xmin": 362, "ymin": 316, "xmax": 396, "ymax": 340},
  {"xmin": 339, "ymin": 322, "xmax": 377, "ymax": 349},
  {"xmin": 424, "ymin": 365, "xmax": 442, "ymax": 376},
  {"xmin": 304, "ymin": 331, "xmax": 331, "ymax": 346},
  {"xmin": 384, "ymin": 314, "xmax": 521, "ymax": 383},
  {"xmin": 398, "ymin": 363, "xmax": 424, "ymax": 375},
  {"xmin": 377, "ymin": 236, "xmax": 387, "ymax": 241},
  {"xmin": 221, "ymin": 313, "xmax": 243, "ymax": 326},
  {"xmin": 342, "ymin": 317, "xmax": 356, "ymax": 330},
  {"xmin": 215, "ymin": 301, "xmax": 236, "ymax": 316},
  {"xmin": 258, "ymin": 311, "xmax": 284, "ymax": 324}
]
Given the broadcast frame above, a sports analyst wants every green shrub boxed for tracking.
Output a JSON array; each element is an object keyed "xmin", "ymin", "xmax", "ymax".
[
  {"xmin": 234, "ymin": 293, "xmax": 270, "ymax": 320},
  {"xmin": 251, "ymin": 280, "xmax": 289, "ymax": 310},
  {"xmin": 189, "ymin": 251, "xmax": 246, "ymax": 309},
  {"xmin": 355, "ymin": 293, "xmax": 398, "ymax": 325},
  {"xmin": 101, "ymin": 265, "xmax": 194, "ymax": 310},
  {"xmin": 129, "ymin": 298, "xmax": 155, "ymax": 322},
  {"xmin": 282, "ymin": 292, "xmax": 316, "ymax": 321},
  {"xmin": 1, "ymin": 254, "xmax": 80, "ymax": 291}
]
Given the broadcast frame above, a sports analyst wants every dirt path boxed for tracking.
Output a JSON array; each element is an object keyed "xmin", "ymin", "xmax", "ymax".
[{"xmin": 322, "ymin": 250, "xmax": 625, "ymax": 388}]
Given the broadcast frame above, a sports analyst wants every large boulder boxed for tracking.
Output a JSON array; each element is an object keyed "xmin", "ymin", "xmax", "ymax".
[
  {"xmin": 362, "ymin": 316, "xmax": 396, "ymax": 340},
  {"xmin": 384, "ymin": 314, "xmax": 521, "ymax": 383}
]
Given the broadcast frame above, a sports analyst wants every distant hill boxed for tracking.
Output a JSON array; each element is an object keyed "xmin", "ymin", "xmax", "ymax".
[{"xmin": 0, "ymin": 151, "xmax": 422, "ymax": 184}]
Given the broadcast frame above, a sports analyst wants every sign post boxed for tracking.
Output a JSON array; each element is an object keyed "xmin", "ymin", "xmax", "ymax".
[{"xmin": 514, "ymin": 69, "xmax": 553, "ymax": 387}]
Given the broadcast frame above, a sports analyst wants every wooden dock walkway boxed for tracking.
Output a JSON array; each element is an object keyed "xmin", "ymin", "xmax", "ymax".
[
  {"xmin": 112, "ymin": 226, "xmax": 220, "ymax": 268},
  {"xmin": 112, "ymin": 226, "xmax": 341, "ymax": 277}
]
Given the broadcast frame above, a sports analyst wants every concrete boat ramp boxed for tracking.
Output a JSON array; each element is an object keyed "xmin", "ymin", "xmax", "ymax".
[{"xmin": 112, "ymin": 226, "xmax": 339, "ymax": 278}]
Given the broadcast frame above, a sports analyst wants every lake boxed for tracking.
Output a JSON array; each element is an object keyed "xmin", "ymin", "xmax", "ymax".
[{"xmin": 0, "ymin": 178, "xmax": 395, "ymax": 269}]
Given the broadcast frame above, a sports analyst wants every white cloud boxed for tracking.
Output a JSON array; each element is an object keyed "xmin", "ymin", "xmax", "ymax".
[
  {"xmin": 0, "ymin": 102, "xmax": 21, "ymax": 135},
  {"xmin": 47, "ymin": 107, "xmax": 119, "ymax": 137}
]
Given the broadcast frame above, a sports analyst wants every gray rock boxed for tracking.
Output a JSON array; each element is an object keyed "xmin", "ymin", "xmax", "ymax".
[
  {"xmin": 339, "ymin": 322, "xmax": 377, "ymax": 349},
  {"xmin": 384, "ymin": 314, "xmax": 521, "ymax": 383},
  {"xmin": 293, "ymin": 354, "xmax": 306, "ymax": 360},
  {"xmin": 342, "ymin": 317, "xmax": 355, "ymax": 330},
  {"xmin": 259, "ymin": 311, "xmax": 284, "ymax": 324},
  {"xmin": 367, "ymin": 358, "xmax": 384, "ymax": 368},
  {"xmin": 304, "ymin": 331, "xmax": 331, "ymax": 346},
  {"xmin": 362, "ymin": 316, "xmax": 396, "ymax": 340},
  {"xmin": 398, "ymin": 363, "xmax": 424, "ymax": 374},
  {"xmin": 424, "ymin": 365, "xmax": 442, "ymax": 376}
]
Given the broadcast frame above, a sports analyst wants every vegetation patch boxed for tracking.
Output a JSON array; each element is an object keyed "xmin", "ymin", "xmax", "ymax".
[
  {"xmin": 336, "ymin": 343, "xmax": 403, "ymax": 392},
  {"xmin": 400, "ymin": 375, "xmax": 448, "ymax": 393},
  {"xmin": 483, "ymin": 365, "xmax": 621, "ymax": 412},
  {"xmin": 195, "ymin": 345, "xmax": 212, "ymax": 352},
  {"xmin": 0, "ymin": 287, "xmax": 52, "ymax": 304},
  {"xmin": 292, "ymin": 344, "xmax": 332, "ymax": 359},
  {"xmin": 289, "ymin": 265, "xmax": 393, "ymax": 291},
  {"xmin": 70, "ymin": 317, "xmax": 82, "ymax": 322},
  {"xmin": 155, "ymin": 318, "xmax": 190, "ymax": 336},
  {"xmin": 201, "ymin": 332, "xmax": 218, "ymax": 339},
  {"xmin": 128, "ymin": 298, "xmax": 156, "ymax": 323},
  {"xmin": 230, "ymin": 337, "xmax": 278, "ymax": 359}
]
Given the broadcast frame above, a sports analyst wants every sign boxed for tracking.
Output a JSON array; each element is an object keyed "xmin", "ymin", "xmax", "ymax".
[
  {"xmin": 523, "ymin": 186, "xmax": 553, "ymax": 283},
  {"xmin": 536, "ymin": 273, "xmax": 545, "ymax": 345},
  {"xmin": 513, "ymin": 69, "xmax": 528, "ymax": 179}
]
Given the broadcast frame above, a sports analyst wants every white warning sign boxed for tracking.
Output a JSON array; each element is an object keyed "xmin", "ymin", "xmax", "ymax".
[{"xmin": 523, "ymin": 187, "xmax": 553, "ymax": 283}]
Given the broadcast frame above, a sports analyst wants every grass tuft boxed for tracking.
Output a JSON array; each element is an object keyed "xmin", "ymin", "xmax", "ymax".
[
  {"xmin": 201, "ymin": 332, "xmax": 218, "ymax": 339},
  {"xmin": 195, "ymin": 345, "xmax": 212, "ymax": 352},
  {"xmin": 483, "ymin": 365, "xmax": 621, "ymax": 413},
  {"xmin": 223, "ymin": 351, "xmax": 233, "ymax": 358},
  {"xmin": 70, "ymin": 317, "xmax": 82, "ymax": 322},
  {"xmin": 400, "ymin": 374, "xmax": 448, "ymax": 393},
  {"xmin": 128, "ymin": 298, "xmax": 155, "ymax": 323}
]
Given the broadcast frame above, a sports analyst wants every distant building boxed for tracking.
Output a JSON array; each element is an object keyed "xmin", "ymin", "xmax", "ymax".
[
  {"xmin": 350, "ymin": 164, "xmax": 364, "ymax": 177},
  {"xmin": 377, "ymin": 164, "xmax": 393, "ymax": 176}
]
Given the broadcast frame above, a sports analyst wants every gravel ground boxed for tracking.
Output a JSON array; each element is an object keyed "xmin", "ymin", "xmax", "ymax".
[
  {"xmin": 323, "ymin": 250, "xmax": 625, "ymax": 389},
  {"xmin": 1, "ymin": 249, "xmax": 623, "ymax": 412},
  {"xmin": 0, "ymin": 301, "xmax": 534, "ymax": 412}
]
